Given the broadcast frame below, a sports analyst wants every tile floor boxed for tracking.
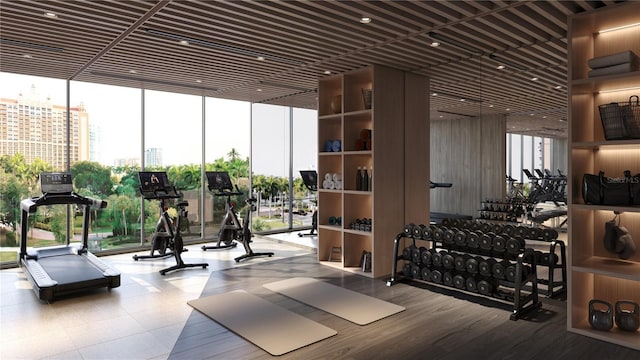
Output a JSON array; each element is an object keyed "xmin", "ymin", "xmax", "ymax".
[{"xmin": 0, "ymin": 235, "xmax": 314, "ymax": 360}]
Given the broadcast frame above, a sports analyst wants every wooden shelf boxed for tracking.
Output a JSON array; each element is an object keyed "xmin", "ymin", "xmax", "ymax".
[
  {"xmin": 316, "ymin": 65, "xmax": 429, "ymax": 278},
  {"xmin": 568, "ymin": 2, "xmax": 640, "ymax": 350}
]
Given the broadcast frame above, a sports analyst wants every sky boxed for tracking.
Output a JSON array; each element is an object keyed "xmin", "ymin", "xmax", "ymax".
[{"xmin": 0, "ymin": 72, "xmax": 317, "ymax": 176}]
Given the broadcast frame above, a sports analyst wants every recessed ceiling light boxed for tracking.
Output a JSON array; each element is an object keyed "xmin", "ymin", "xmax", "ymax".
[
  {"xmin": 430, "ymin": 41, "xmax": 440, "ymax": 47},
  {"xmin": 257, "ymin": 88, "xmax": 262, "ymax": 92},
  {"xmin": 496, "ymin": 65, "xmax": 505, "ymax": 70},
  {"xmin": 43, "ymin": 12, "xmax": 58, "ymax": 18},
  {"xmin": 460, "ymin": 98, "xmax": 466, "ymax": 102},
  {"xmin": 531, "ymin": 77, "xmax": 538, "ymax": 81},
  {"xmin": 542, "ymin": 116, "xmax": 547, "ymax": 119},
  {"xmin": 432, "ymin": 92, "xmax": 438, "ymax": 96},
  {"xmin": 129, "ymin": 70, "xmax": 137, "ymax": 74},
  {"xmin": 360, "ymin": 17, "xmax": 372, "ymax": 24},
  {"xmin": 257, "ymin": 56, "xmax": 265, "ymax": 61},
  {"xmin": 506, "ymin": 108, "xmax": 511, "ymax": 111},
  {"xmin": 323, "ymin": 70, "xmax": 331, "ymax": 75},
  {"xmin": 179, "ymin": 40, "xmax": 189, "ymax": 45},
  {"xmin": 554, "ymin": 85, "xmax": 562, "ymax": 89},
  {"xmin": 22, "ymin": 54, "xmax": 32, "ymax": 58},
  {"xmin": 195, "ymin": 79, "xmax": 202, "ymax": 83},
  {"xmin": 530, "ymin": 113, "xmax": 535, "ymax": 116},
  {"xmin": 439, "ymin": 115, "xmax": 444, "ymax": 118},
  {"xmin": 488, "ymin": 104, "xmax": 494, "ymax": 108}
]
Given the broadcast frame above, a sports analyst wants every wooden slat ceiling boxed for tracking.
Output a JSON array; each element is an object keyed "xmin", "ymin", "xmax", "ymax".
[{"xmin": 0, "ymin": 0, "xmax": 624, "ymax": 138}]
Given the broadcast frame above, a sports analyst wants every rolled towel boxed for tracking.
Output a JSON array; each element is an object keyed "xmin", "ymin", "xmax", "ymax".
[
  {"xmin": 334, "ymin": 180, "xmax": 342, "ymax": 190},
  {"xmin": 325, "ymin": 172, "xmax": 332, "ymax": 181},
  {"xmin": 326, "ymin": 180, "xmax": 335, "ymax": 190},
  {"xmin": 331, "ymin": 139, "xmax": 341, "ymax": 152},
  {"xmin": 332, "ymin": 173, "xmax": 342, "ymax": 182},
  {"xmin": 324, "ymin": 140, "xmax": 333, "ymax": 152}
]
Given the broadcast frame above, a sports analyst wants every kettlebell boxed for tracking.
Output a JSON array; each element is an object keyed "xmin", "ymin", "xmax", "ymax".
[
  {"xmin": 588, "ymin": 299, "xmax": 613, "ymax": 331},
  {"xmin": 615, "ymin": 300, "xmax": 640, "ymax": 332}
]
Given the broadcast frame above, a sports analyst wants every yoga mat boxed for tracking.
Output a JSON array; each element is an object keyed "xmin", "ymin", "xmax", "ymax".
[
  {"xmin": 263, "ymin": 277, "xmax": 405, "ymax": 325},
  {"xmin": 188, "ymin": 290, "xmax": 336, "ymax": 356}
]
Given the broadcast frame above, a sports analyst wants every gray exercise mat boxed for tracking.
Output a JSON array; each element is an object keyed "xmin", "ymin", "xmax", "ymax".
[
  {"xmin": 187, "ymin": 290, "xmax": 336, "ymax": 356},
  {"xmin": 263, "ymin": 277, "xmax": 405, "ymax": 325}
]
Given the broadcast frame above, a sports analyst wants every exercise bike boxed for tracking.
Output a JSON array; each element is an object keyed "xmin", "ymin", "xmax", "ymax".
[
  {"xmin": 134, "ymin": 171, "xmax": 208, "ymax": 275},
  {"xmin": 203, "ymin": 171, "xmax": 274, "ymax": 263},
  {"xmin": 298, "ymin": 170, "xmax": 318, "ymax": 237}
]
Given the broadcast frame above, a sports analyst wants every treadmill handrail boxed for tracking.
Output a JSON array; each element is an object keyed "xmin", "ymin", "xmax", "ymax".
[{"xmin": 21, "ymin": 192, "xmax": 107, "ymax": 213}]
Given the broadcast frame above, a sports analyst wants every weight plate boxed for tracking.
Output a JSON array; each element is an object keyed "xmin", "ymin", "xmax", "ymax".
[
  {"xmin": 505, "ymin": 265, "xmax": 517, "ymax": 283},
  {"xmin": 454, "ymin": 255, "xmax": 466, "ymax": 272},
  {"xmin": 403, "ymin": 223, "xmax": 415, "ymax": 237},
  {"xmin": 452, "ymin": 218, "xmax": 461, "ymax": 227},
  {"xmin": 528, "ymin": 227, "xmax": 539, "ymax": 240},
  {"xmin": 443, "ymin": 272, "xmax": 454, "ymax": 287},
  {"xmin": 421, "ymin": 267, "xmax": 431, "ymax": 282},
  {"xmin": 478, "ymin": 260, "xmax": 492, "ymax": 277},
  {"xmin": 460, "ymin": 220, "xmax": 470, "ymax": 229},
  {"xmin": 422, "ymin": 226, "xmax": 433, "ymax": 240},
  {"xmin": 492, "ymin": 261, "xmax": 506, "ymax": 279},
  {"xmin": 465, "ymin": 258, "xmax": 479, "ymax": 274},
  {"xmin": 413, "ymin": 224, "xmax": 424, "ymax": 238},
  {"xmin": 471, "ymin": 222, "xmax": 480, "ymax": 231},
  {"xmin": 411, "ymin": 247, "xmax": 422, "ymax": 264},
  {"xmin": 402, "ymin": 246, "xmax": 412, "ymax": 260},
  {"xmin": 481, "ymin": 223, "xmax": 491, "ymax": 233},
  {"xmin": 432, "ymin": 253, "xmax": 443, "ymax": 268},
  {"xmin": 503, "ymin": 224, "xmax": 515, "ymax": 236},
  {"xmin": 492, "ymin": 224, "xmax": 503, "ymax": 234},
  {"xmin": 453, "ymin": 275, "xmax": 466, "ymax": 289},
  {"xmin": 433, "ymin": 227, "xmax": 444, "ymax": 241},
  {"xmin": 411, "ymin": 264, "xmax": 421, "ymax": 279},
  {"xmin": 515, "ymin": 226, "xmax": 527, "ymax": 238},
  {"xmin": 442, "ymin": 219, "xmax": 451, "ymax": 227},
  {"xmin": 506, "ymin": 237, "xmax": 522, "ymax": 255},
  {"xmin": 478, "ymin": 280, "xmax": 494, "ymax": 296},
  {"xmin": 402, "ymin": 263, "xmax": 412, "ymax": 277}
]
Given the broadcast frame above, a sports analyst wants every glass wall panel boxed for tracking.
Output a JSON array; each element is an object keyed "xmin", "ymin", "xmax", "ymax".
[
  {"xmin": 251, "ymin": 103, "xmax": 289, "ymax": 232},
  {"xmin": 144, "ymin": 90, "xmax": 202, "ymax": 243},
  {"xmin": 292, "ymin": 108, "xmax": 318, "ymax": 232},
  {"xmin": 203, "ymin": 97, "xmax": 250, "ymax": 240},
  {"xmin": 69, "ymin": 81, "xmax": 142, "ymax": 251},
  {"xmin": 1, "ymin": 73, "xmax": 67, "ymax": 263}
]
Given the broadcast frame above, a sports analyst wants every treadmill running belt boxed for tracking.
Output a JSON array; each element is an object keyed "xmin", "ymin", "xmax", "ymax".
[{"xmin": 39, "ymin": 255, "xmax": 106, "ymax": 285}]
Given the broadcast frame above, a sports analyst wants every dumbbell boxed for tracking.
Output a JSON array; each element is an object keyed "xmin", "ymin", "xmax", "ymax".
[
  {"xmin": 467, "ymin": 232, "xmax": 480, "ymax": 249},
  {"xmin": 527, "ymin": 227, "xmax": 541, "ymax": 240},
  {"xmin": 454, "ymin": 253, "xmax": 467, "ymax": 272},
  {"xmin": 492, "ymin": 260, "xmax": 510, "ymax": 280},
  {"xmin": 541, "ymin": 228, "xmax": 558, "ymax": 241},
  {"xmin": 403, "ymin": 223, "xmax": 416, "ymax": 237},
  {"xmin": 479, "ymin": 233, "xmax": 493, "ymax": 251},
  {"xmin": 478, "ymin": 279, "xmax": 496, "ymax": 296},
  {"xmin": 412, "ymin": 246, "xmax": 426, "ymax": 265},
  {"xmin": 454, "ymin": 230, "xmax": 467, "ymax": 247},
  {"xmin": 421, "ymin": 267, "xmax": 431, "ymax": 282},
  {"xmin": 465, "ymin": 276, "xmax": 478, "ymax": 293},
  {"xmin": 411, "ymin": 263, "xmax": 421, "ymax": 279},
  {"xmin": 441, "ymin": 219, "xmax": 451, "ymax": 227},
  {"xmin": 431, "ymin": 250, "xmax": 443, "ymax": 268},
  {"xmin": 505, "ymin": 264, "xmax": 530, "ymax": 283},
  {"xmin": 515, "ymin": 226, "xmax": 527, "ymax": 238},
  {"xmin": 422, "ymin": 226, "xmax": 433, "ymax": 240},
  {"xmin": 413, "ymin": 224, "xmax": 426, "ymax": 239},
  {"xmin": 470, "ymin": 221, "xmax": 481, "ymax": 231},
  {"xmin": 443, "ymin": 271, "xmax": 454, "ymax": 287},
  {"xmin": 465, "ymin": 256, "xmax": 480, "ymax": 274},
  {"xmin": 443, "ymin": 229, "xmax": 456, "ymax": 246},
  {"xmin": 502, "ymin": 224, "xmax": 515, "ymax": 236},
  {"xmin": 402, "ymin": 245, "xmax": 414, "ymax": 260},
  {"xmin": 539, "ymin": 252, "xmax": 559, "ymax": 265},
  {"xmin": 432, "ymin": 227, "xmax": 444, "ymax": 242},
  {"xmin": 453, "ymin": 274, "xmax": 466, "ymax": 289},
  {"xmin": 492, "ymin": 223, "xmax": 504, "ymax": 234},
  {"xmin": 481, "ymin": 222, "xmax": 492, "ymax": 233},
  {"xmin": 442, "ymin": 251, "xmax": 455, "ymax": 270},
  {"xmin": 402, "ymin": 262, "xmax": 412, "ymax": 278},
  {"xmin": 420, "ymin": 247, "xmax": 432, "ymax": 266},
  {"xmin": 430, "ymin": 269, "xmax": 443, "ymax": 284},
  {"xmin": 506, "ymin": 236, "xmax": 526, "ymax": 255},
  {"xmin": 492, "ymin": 234, "xmax": 507, "ymax": 253},
  {"xmin": 478, "ymin": 258, "xmax": 497, "ymax": 277}
]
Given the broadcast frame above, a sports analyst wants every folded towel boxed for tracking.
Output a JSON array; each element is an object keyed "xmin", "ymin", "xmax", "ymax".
[{"xmin": 588, "ymin": 62, "xmax": 639, "ymax": 78}]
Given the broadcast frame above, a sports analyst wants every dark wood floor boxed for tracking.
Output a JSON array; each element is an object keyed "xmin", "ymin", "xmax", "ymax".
[{"xmin": 170, "ymin": 254, "xmax": 638, "ymax": 359}]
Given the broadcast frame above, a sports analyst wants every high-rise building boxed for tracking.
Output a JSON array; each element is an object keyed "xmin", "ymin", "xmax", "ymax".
[
  {"xmin": 145, "ymin": 147, "xmax": 163, "ymax": 167},
  {"xmin": 0, "ymin": 85, "xmax": 89, "ymax": 170}
]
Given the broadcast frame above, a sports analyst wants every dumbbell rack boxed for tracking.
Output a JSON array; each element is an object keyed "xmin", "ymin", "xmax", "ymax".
[
  {"xmin": 387, "ymin": 220, "xmax": 542, "ymax": 321},
  {"xmin": 509, "ymin": 224, "xmax": 567, "ymax": 299}
]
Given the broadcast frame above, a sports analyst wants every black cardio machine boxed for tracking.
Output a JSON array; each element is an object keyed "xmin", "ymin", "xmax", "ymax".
[
  {"xmin": 298, "ymin": 170, "xmax": 318, "ymax": 237},
  {"xmin": 136, "ymin": 171, "xmax": 208, "ymax": 275},
  {"xmin": 18, "ymin": 172, "xmax": 120, "ymax": 302},
  {"xmin": 202, "ymin": 171, "xmax": 274, "ymax": 262}
]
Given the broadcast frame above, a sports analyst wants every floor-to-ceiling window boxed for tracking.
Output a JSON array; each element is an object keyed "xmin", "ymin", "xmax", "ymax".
[{"xmin": 292, "ymin": 108, "xmax": 318, "ymax": 231}]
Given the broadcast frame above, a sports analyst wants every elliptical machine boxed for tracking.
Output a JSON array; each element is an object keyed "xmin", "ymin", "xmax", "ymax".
[
  {"xmin": 297, "ymin": 170, "xmax": 318, "ymax": 237},
  {"xmin": 134, "ymin": 171, "xmax": 208, "ymax": 275},
  {"xmin": 203, "ymin": 171, "xmax": 274, "ymax": 263}
]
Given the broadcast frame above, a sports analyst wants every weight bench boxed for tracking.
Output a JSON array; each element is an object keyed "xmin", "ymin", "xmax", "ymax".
[{"xmin": 530, "ymin": 209, "xmax": 567, "ymax": 229}]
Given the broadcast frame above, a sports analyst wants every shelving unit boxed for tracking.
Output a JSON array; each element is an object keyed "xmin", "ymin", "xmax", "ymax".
[
  {"xmin": 568, "ymin": 3, "xmax": 640, "ymax": 350},
  {"xmin": 317, "ymin": 65, "xmax": 429, "ymax": 278}
]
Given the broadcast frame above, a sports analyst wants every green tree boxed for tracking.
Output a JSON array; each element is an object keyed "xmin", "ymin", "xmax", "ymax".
[
  {"xmin": 70, "ymin": 161, "xmax": 113, "ymax": 197},
  {"xmin": 0, "ymin": 169, "xmax": 29, "ymax": 231}
]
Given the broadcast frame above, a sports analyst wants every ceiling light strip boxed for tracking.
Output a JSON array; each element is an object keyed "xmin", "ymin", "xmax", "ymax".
[
  {"xmin": 0, "ymin": 38, "xmax": 64, "ymax": 52},
  {"xmin": 598, "ymin": 22, "xmax": 640, "ymax": 34},
  {"xmin": 90, "ymin": 71, "xmax": 218, "ymax": 91},
  {"xmin": 146, "ymin": 29, "xmax": 304, "ymax": 66}
]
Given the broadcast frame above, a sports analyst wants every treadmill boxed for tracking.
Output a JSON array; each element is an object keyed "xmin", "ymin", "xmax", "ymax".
[{"xmin": 19, "ymin": 172, "xmax": 121, "ymax": 302}]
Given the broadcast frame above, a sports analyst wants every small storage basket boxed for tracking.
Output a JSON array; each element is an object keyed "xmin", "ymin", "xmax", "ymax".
[{"xmin": 598, "ymin": 95, "xmax": 640, "ymax": 140}]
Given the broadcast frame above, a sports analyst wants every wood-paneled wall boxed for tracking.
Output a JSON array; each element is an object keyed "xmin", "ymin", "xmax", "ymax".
[{"xmin": 430, "ymin": 114, "xmax": 506, "ymax": 217}]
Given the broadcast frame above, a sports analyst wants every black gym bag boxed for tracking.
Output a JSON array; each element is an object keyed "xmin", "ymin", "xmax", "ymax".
[{"xmin": 583, "ymin": 170, "xmax": 640, "ymax": 205}]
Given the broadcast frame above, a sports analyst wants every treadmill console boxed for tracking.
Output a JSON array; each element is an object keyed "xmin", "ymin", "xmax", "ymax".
[
  {"xmin": 138, "ymin": 171, "xmax": 179, "ymax": 199},
  {"xmin": 40, "ymin": 172, "xmax": 74, "ymax": 194}
]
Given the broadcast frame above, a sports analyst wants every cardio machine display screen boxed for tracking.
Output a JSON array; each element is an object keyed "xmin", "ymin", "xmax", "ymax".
[
  {"xmin": 40, "ymin": 172, "xmax": 74, "ymax": 194},
  {"xmin": 206, "ymin": 171, "xmax": 233, "ymax": 191},
  {"xmin": 139, "ymin": 172, "xmax": 171, "ymax": 192}
]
